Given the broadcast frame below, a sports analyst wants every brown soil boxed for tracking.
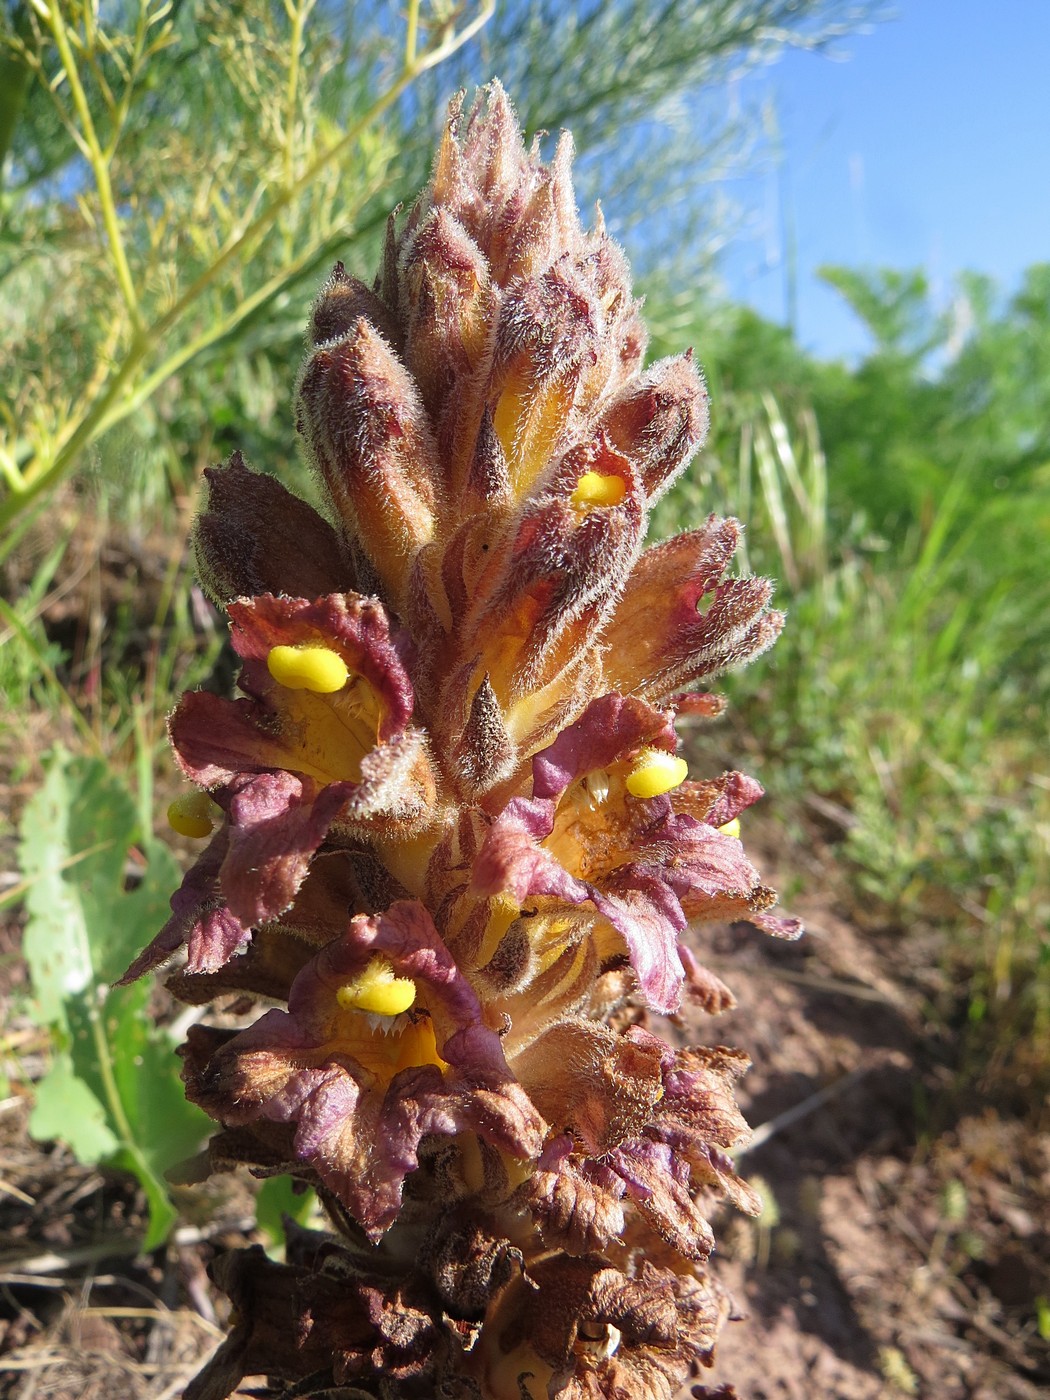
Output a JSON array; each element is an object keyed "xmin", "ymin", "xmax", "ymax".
[{"xmin": 690, "ymin": 842, "xmax": 1050, "ymax": 1400}]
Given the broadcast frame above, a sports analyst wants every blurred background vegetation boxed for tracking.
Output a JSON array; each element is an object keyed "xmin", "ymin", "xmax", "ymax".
[{"xmin": 1, "ymin": 0, "xmax": 1047, "ymax": 1229}]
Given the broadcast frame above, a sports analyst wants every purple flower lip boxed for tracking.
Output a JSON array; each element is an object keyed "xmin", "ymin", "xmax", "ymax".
[
  {"xmin": 472, "ymin": 693, "xmax": 798, "ymax": 1013},
  {"xmin": 605, "ymin": 515, "xmax": 784, "ymax": 703},
  {"xmin": 132, "ymin": 591, "xmax": 444, "ymax": 957},
  {"xmin": 119, "ymin": 825, "xmax": 250, "ymax": 983},
  {"xmin": 182, "ymin": 901, "xmax": 545, "ymax": 1240}
]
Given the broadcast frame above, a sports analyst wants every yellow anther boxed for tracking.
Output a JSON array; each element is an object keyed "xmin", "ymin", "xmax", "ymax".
[
  {"xmin": 718, "ymin": 817, "xmax": 742, "ymax": 839},
  {"xmin": 625, "ymin": 748, "xmax": 689, "ymax": 799},
  {"xmin": 166, "ymin": 790, "xmax": 220, "ymax": 839},
  {"xmin": 456, "ymin": 1131, "xmax": 486, "ymax": 1192},
  {"xmin": 336, "ymin": 956, "xmax": 416, "ymax": 1017},
  {"xmin": 267, "ymin": 644, "xmax": 349, "ymax": 694},
  {"xmin": 570, "ymin": 471, "xmax": 626, "ymax": 510},
  {"xmin": 500, "ymin": 1153, "xmax": 535, "ymax": 1190}
]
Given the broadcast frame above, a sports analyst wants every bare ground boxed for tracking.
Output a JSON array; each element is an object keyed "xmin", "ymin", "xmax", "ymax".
[{"xmin": 695, "ymin": 846, "xmax": 1050, "ymax": 1400}]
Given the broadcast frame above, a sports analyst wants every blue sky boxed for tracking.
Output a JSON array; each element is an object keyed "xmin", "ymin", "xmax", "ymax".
[{"xmin": 716, "ymin": 1, "xmax": 1050, "ymax": 360}]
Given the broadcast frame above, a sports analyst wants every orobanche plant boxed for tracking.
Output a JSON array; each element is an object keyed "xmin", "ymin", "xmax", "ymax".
[{"xmin": 125, "ymin": 83, "xmax": 798, "ymax": 1400}]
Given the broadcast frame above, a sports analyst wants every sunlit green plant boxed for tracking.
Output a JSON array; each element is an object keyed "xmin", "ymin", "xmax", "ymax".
[
  {"xmin": 0, "ymin": 0, "xmax": 491, "ymax": 544},
  {"xmin": 0, "ymin": 0, "xmax": 880, "ymax": 561},
  {"xmin": 652, "ymin": 279, "xmax": 1050, "ymax": 1076},
  {"xmin": 17, "ymin": 746, "xmax": 210, "ymax": 1247}
]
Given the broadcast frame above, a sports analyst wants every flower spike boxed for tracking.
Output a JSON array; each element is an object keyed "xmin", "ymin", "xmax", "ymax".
[{"xmin": 129, "ymin": 81, "xmax": 798, "ymax": 1400}]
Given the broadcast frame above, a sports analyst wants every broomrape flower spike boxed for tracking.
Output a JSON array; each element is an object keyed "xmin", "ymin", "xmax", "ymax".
[{"xmin": 128, "ymin": 82, "xmax": 801, "ymax": 1400}]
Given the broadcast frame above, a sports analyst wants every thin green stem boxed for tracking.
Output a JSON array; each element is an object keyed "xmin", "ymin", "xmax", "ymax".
[
  {"xmin": 153, "ymin": 0, "xmax": 491, "ymax": 339},
  {"xmin": 1, "ymin": 341, "xmax": 143, "ymax": 530},
  {"xmin": 154, "ymin": 55, "xmax": 413, "ymax": 338},
  {"xmin": 44, "ymin": 1, "xmax": 143, "ymax": 332},
  {"xmin": 0, "ymin": 840, "xmax": 118, "ymax": 913},
  {"xmin": 108, "ymin": 249, "xmax": 347, "ymax": 424},
  {"xmin": 405, "ymin": 0, "xmax": 420, "ymax": 68},
  {"xmin": 282, "ymin": 0, "xmax": 313, "ymax": 191},
  {"xmin": 105, "ymin": 0, "xmax": 153, "ymax": 159},
  {"xmin": 132, "ymin": 705, "xmax": 154, "ymax": 884},
  {"xmin": 87, "ymin": 991, "xmax": 140, "ymax": 1150},
  {"xmin": 84, "ymin": 965, "xmax": 161, "ymax": 1230},
  {"xmin": 0, "ymin": 1, "xmax": 493, "ymax": 537},
  {"xmin": 0, "ymin": 36, "xmax": 33, "ymax": 193},
  {"xmin": 0, "ymin": 448, "xmax": 26, "ymax": 494}
]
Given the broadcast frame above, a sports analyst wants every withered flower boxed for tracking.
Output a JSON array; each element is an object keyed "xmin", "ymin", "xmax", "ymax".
[{"xmin": 130, "ymin": 82, "xmax": 796, "ymax": 1399}]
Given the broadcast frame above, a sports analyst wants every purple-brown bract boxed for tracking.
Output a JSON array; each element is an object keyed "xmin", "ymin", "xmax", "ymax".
[{"xmin": 127, "ymin": 81, "xmax": 799, "ymax": 1400}]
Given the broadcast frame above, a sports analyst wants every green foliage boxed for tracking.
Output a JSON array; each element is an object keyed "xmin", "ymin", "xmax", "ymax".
[
  {"xmin": 256, "ymin": 1175, "xmax": 318, "ymax": 1257},
  {"xmin": 19, "ymin": 748, "xmax": 211, "ymax": 1248},
  {"xmin": 0, "ymin": 0, "xmax": 491, "ymax": 541},
  {"xmin": 819, "ymin": 266, "xmax": 943, "ymax": 358},
  {"xmin": 0, "ymin": 0, "xmax": 878, "ymax": 545},
  {"xmin": 653, "ymin": 265, "xmax": 1050, "ymax": 1059},
  {"xmin": 1037, "ymin": 1296, "xmax": 1050, "ymax": 1344}
]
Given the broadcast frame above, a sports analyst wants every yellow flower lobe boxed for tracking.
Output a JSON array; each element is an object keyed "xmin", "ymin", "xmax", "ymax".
[
  {"xmin": 336, "ymin": 955, "xmax": 417, "ymax": 1017},
  {"xmin": 267, "ymin": 643, "xmax": 349, "ymax": 693},
  {"xmin": 393, "ymin": 1015, "xmax": 448, "ymax": 1073},
  {"xmin": 166, "ymin": 790, "xmax": 219, "ymax": 839},
  {"xmin": 718, "ymin": 817, "xmax": 742, "ymax": 839},
  {"xmin": 625, "ymin": 748, "xmax": 688, "ymax": 799}
]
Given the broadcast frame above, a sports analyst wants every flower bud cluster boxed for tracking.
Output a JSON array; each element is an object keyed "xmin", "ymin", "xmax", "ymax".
[{"xmin": 127, "ymin": 83, "xmax": 798, "ymax": 1400}]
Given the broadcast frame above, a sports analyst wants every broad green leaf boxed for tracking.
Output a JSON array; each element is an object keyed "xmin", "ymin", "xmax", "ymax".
[
  {"xmin": 256, "ymin": 1176, "xmax": 318, "ymax": 1258},
  {"xmin": 110, "ymin": 1143, "xmax": 179, "ymax": 1252},
  {"xmin": 19, "ymin": 755, "xmax": 96, "ymax": 1026},
  {"xmin": 18, "ymin": 748, "xmax": 211, "ymax": 1249},
  {"xmin": 20, "ymin": 750, "xmax": 181, "ymax": 1002},
  {"xmin": 108, "ymin": 991, "xmax": 214, "ymax": 1249},
  {"xmin": 29, "ymin": 1051, "xmax": 119, "ymax": 1161}
]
